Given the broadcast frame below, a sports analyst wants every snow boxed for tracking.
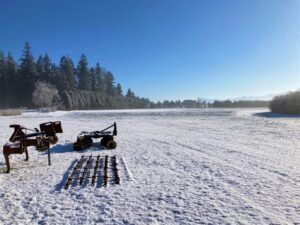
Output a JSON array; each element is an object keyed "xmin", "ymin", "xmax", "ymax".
[{"xmin": 0, "ymin": 108, "xmax": 299, "ymax": 225}]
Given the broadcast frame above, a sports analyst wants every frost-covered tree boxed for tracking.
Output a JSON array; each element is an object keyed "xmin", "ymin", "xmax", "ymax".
[
  {"xmin": 32, "ymin": 81, "xmax": 60, "ymax": 109},
  {"xmin": 270, "ymin": 91, "xmax": 300, "ymax": 115}
]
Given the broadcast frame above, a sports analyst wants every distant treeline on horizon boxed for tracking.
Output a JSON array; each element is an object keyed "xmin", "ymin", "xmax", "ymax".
[{"xmin": 0, "ymin": 42, "xmax": 273, "ymax": 110}]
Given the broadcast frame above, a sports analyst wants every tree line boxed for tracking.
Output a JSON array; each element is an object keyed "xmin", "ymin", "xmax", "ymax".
[
  {"xmin": 0, "ymin": 42, "xmax": 154, "ymax": 109},
  {"xmin": 0, "ymin": 42, "xmax": 209, "ymax": 110},
  {"xmin": 208, "ymin": 100, "xmax": 270, "ymax": 108},
  {"xmin": 0, "ymin": 42, "xmax": 277, "ymax": 110}
]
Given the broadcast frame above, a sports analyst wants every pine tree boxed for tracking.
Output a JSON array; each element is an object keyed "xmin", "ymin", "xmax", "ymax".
[
  {"xmin": 0, "ymin": 52, "xmax": 5, "ymax": 107},
  {"xmin": 126, "ymin": 88, "xmax": 135, "ymax": 98},
  {"xmin": 18, "ymin": 42, "xmax": 37, "ymax": 106},
  {"xmin": 116, "ymin": 83, "xmax": 123, "ymax": 96},
  {"xmin": 95, "ymin": 63, "xmax": 105, "ymax": 94},
  {"xmin": 5, "ymin": 53, "xmax": 18, "ymax": 107},
  {"xmin": 90, "ymin": 67, "xmax": 97, "ymax": 91},
  {"xmin": 58, "ymin": 56, "xmax": 76, "ymax": 91},
  {"xmin": 43, "ymin": 53, "xmax": 52, "ymax": 83},
  {"xmin": 77, "ymin": 54, "xmax": 90, "ymax": 91},
  {"xmin": 36, "ymin": 55, "xmax": 44, "ymax": 79},
  {"xmin": 103, "ymin": 71, "xmax": 115, "ymax": 96},
  {"xmin": 51, "ymin": 63, "xmax": 60, "ymax": 89}
]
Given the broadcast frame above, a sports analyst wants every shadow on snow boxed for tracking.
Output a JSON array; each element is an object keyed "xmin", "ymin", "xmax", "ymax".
[
  {"xmin": 254, "ymin": 112, "xmax": 300, "ymax": 118},
  {"xmin": 43, "ymin": 142, "xmax": 106, "ymax": 154}
]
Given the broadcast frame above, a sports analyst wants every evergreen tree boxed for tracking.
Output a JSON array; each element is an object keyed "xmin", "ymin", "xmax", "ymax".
[
  {"xmin": 36, "ymin": 55, "xmax": 44, "ymax": 79},
  {"xmin": 95, "ymin": 63, "xmax": 105, "ymax": 94},
  {"xmin": 0, "ymin": 52, "xmax": 5, "ymax": 107},
  {"xmin": 103, "ymin": 71, "xmax": 115, "ymax": 96},
  {"xmin": 5, "ymin": 53, "xmax": 18, "ymax": 107},
  {"xmin": 18, "ymin": 42, "xmax": 37, "ymax": 106},
  {"xmin": 116, "ymin": 83, "xmax": 123, "ymax": 96},
  {"xmin": 77, "ymin": 54, "xmax": 90, "ymax": 91},
  {"xmin": 58, "ymin": 56, "xmax": 76, "ymax": 91},
  {"xmin": 126, "ymin": 88, "xmax": 135, "ymax": 98},
  {"xmin": 51, "ymin": 63, "xmax": 60, "ymax": 89},
  {"xmin": 43, "ymin": 53, "xmax": 52, "ymax": 83},
  {"xmin": 90, "ymin": 67, "xmax": 97, "ymax": 91}
]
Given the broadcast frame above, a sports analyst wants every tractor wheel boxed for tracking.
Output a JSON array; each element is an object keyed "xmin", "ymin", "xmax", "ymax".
[
  {"xmin": 101, "ymin": 136, "xmax": 111, "ymax": 147},
  {"xmin": 73, "ymin": 137, "xmax": 93, "ymax": 150},
  {"xmin": 73, "ymin": 141, "xmax": 82, "ymax": 151},
  {"xmin": 49, "ymin": 135, "xmax": 58, "ymax": 145},
  {"xmin": 101, "ymin": 136, "xmax": 116, "ymax": 149},
  {"xmin": 106, "ymin": 140, "xmax": 117, "ymax": 149},
  {"xmin": 83, "ymin": 137, "xmax": 93, "ymax": 148},
  {"xmin": 100, "ymin": 137, "xmax": 107, "ymax": 146}
]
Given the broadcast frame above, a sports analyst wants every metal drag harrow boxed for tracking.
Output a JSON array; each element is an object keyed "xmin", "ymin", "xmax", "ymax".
[{"xmin": 64, "ymin": 154, "xmax": 120, "ymax": 189}]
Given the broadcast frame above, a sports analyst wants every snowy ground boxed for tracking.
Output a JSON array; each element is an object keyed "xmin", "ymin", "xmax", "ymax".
[{"xmin": 0, "ymin": 108, "xmax": 299, "ymax": 225}]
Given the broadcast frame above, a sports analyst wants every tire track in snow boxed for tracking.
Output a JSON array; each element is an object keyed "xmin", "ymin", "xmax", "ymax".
[{"xmin": 169, "ymin": 141, "xmax": 298, "ymax": 224}]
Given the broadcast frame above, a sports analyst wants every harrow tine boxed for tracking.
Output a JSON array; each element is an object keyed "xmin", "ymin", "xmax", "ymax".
[
  {"xmin": 64, "ymin": 155, "xmax": 84, "ymax": 190},
  {"xmin": 64, "ymin": 154, "xmax": 121, "ymax": 189},
  {"xmin": 91, "ymin": 155, "xmax": 100, "ymax": 186},
  {"xmin": 103, "ymin": 155, "xmax": 108, "ymax": 187},
  {"xmin": 79, "ymin": 155, "xmax": 92, "ymax": 186},
  {"xmin": 111, "ymin": 155, "xmax": 120, "ymax": 185}
]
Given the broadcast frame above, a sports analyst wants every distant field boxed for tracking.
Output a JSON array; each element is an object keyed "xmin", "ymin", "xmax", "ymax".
[{"xmin": 0, "ymin": 108, "xmax": 299, "ymax": 224}]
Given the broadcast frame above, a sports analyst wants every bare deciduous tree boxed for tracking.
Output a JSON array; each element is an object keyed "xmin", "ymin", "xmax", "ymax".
[{"xmin": 32, "ymin": 81, "xmax": 60, "ymax": 110}]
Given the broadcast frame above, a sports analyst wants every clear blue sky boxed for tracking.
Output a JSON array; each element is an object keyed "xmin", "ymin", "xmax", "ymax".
[{"xmin": 0, "ymin": 0, "xmax": 299, "ymax": 101}]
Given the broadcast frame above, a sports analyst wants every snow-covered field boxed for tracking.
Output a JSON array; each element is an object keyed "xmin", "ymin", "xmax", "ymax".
[{"xmin": 0, "ymin": 108, "xmax": 299, "ymax": 225}]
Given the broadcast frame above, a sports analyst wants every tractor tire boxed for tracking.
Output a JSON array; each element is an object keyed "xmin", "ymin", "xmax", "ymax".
[
  {"xmin": 101, "ymin": 136, "xmax": 111, "ymax": 147},
  {"xmin": 100, "ymin": 137, "xmax": 107, "ymax": 147},
  {"xmin": 73, "ymin": 137, "xmax": 93, "ymax": 150},
  {"xmin": 49, "ymin": 135, "xmax": 58, "ymax": 145},
  {"xmin": 83, "ymin": 137, "xmax": 93, "ymax": 148},
  {"xmin": 106, "ymin": 140, "xmax": 117, "ymax": 149},
  {"xmin": 73, "ymin": 141, "xmax": 82, "ymax": 151},
  {"xmin": 101, "ymin": 136, "xmax": 116, "ymax": 149}
]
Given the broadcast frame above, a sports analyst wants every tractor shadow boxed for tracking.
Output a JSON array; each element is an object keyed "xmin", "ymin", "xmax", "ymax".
[
  {"xmin": 55, "ymin": 158, "xmax": 77, "ymax": 191},
  {"xmin": 44, "ymin": 142, "xmax": 106, "ymax": 154}
]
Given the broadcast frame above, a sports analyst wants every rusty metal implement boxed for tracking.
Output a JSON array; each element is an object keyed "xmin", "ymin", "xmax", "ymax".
[
  {"xmin": 2, "ymin": 121, "xmax": 63, "ymax": 173},
  {"xmin": 73, "ymin": 122, "xmax": 117, "ymax": 150},
  {"xmin": 64, "ymin": 154, "xmax": 120, "ymax": 189}
]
